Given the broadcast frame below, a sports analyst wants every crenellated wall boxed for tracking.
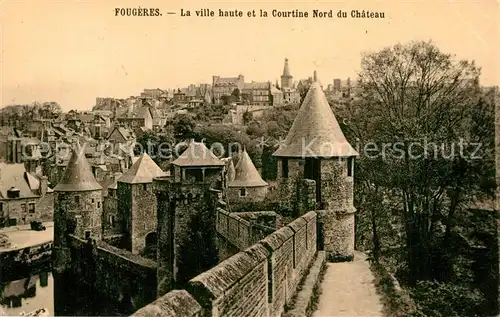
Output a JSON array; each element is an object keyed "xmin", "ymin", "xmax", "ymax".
[{"xmin": 132, "ymin": 211, "xmax": 318, "ymax": 317}]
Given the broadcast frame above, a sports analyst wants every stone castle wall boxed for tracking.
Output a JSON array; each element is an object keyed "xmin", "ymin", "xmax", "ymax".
[
  {"xmin": 66, "ymin": 235, "xmax": 157, "ymax": 313},
  {"xmin": 130, "ymin": 183, "xmax": 157, "ymax": 255},
  {"xmin": 156, "ymin": 181, "xmax": 220, "ymax": 295},
  {"xmin": 133, "ymin": 211, "xmax": 317, "ymax": 317},
  {"xmin": 102, "ymin": 190, "xmax": 120, "ymax": 237},
  {"xmin": 54, "ymin": 190, "xmax": 102, "ymax": 253}
]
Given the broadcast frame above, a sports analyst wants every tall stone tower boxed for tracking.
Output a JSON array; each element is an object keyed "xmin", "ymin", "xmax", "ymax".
[
  {"xmin": 273, "ymin": 72, "xmax": 358, "ymax": 262},
  {"xmin": 155, "ymin": 140, "xmax": 225, "ymax": 296},
  {"xmin": 53, "ymin": 142, "xmax": 103, "ymax": 272},
  {"xmin": 281, "ymin": 58, "xmax": 293, "ymax": 90},
  {"xmin": 117, "ymin": 152, "xmax": 167, "ymax": 255}
]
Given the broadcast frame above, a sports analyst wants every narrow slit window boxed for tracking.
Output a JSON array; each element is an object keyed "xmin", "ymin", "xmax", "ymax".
[
  {"xmin": 282, "ymin": 159, "xmax": 289, "ymax": 178},
  {"xmin": 239, "ymin": 188, "xmax": 247, "ymax": 197},
  {"xmin": 347, "ymin": 157, "xmax": 354, "ymax": 177}
]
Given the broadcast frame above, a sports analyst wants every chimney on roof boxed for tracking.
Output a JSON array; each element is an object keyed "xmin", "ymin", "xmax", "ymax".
[
  {"xmin": 313, "ymin": 70, "xmax": 318, "ymax": 82},
  {"xmin": 40, "ymin": 175, "xmax": 48, "ymax": 196},
  {"xmin": 127, "ymin": 98, "xmax": 135, "ymax": 115}
]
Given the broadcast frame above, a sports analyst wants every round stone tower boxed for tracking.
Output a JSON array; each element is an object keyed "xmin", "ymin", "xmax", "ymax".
[
  {"xmin": 273, "ymin": 71, "xmax": 358, "ymax": 262},
  {"xmin": 281, "ymin": 58, "xmax": 293, "ymax": 90},
  {"xmin": 53, "ymin": 142, "xmax": 103, "ymax": 272}
]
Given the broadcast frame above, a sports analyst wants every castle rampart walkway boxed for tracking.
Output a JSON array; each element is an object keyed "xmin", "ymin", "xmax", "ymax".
[{"xmin": 313, "ymin": 251, "xmax": 384, "ymax": 317}]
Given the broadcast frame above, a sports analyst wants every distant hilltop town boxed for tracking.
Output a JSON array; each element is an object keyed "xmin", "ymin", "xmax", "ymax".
[{"xmin": 0, "ymin": 58, "xmax": 358, "ymax": 229}]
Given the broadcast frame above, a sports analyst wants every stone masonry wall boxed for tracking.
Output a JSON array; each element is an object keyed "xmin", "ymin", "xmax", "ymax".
[
  {"xmin": 102, "ymin": 191, "xmax": 120, "ymax": 237},
  {"xmin": 227, "ymin": 185, "xmax": 268, "ymax": 204},
  {"xmin": 67, "ymin": 235, "xmax": 157, "ymax": 313},
  {"xmin": 132, "ymin": 211, "xmax": 318, "ymax": 317},
  {"xmin": 216, "ymin": 208, "xmax": 252, "ymax": 250},
  {"xmin": 130, "ymin": 183, "xmax": 157, "ymax": 255},
  {"xmin": 2, "ymin": 192, "xmax": 54, "ymax": 226},
  {"xmin": 320, "ymin": 159, "xmax": 355, "ymax": 261}
]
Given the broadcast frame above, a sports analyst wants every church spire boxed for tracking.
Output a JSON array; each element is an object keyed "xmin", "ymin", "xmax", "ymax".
[{"xmin": 282, "ymin": 58, "xmax": 291, "ymax": 77}]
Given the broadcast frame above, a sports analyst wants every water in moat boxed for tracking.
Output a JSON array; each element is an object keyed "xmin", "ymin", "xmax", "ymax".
[{"xmin": 0, "ymin": 268, "xmax": 129, "ymax": 316}]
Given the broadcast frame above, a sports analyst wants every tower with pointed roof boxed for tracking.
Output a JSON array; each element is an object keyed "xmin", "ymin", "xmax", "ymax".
[
  {"xmin": 155, "ymin": 140, "xmax": 225, "ymax": 296},
  {"xmin": 53, "ymin": 143, "xmax": 103, "ymax": 272},
  {"xmin": 227, "ymin": 149, "xmax": 268, "ymax": 202},
  {"xmin": 281, "ymin": 58, "xmax": 293, "ymax": 90},
  {"xmin": 273, "ymin": 71, "xmax": 358, "ymax": 262},
  {"xmin": 117, "ymin": 152, "xmax": 167, "ymax": 255}
]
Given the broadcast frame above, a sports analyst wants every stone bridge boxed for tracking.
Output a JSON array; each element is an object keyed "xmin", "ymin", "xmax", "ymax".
[{"xmin": 133, "ymin": 209, "xmax": 384, "ymax": 317}]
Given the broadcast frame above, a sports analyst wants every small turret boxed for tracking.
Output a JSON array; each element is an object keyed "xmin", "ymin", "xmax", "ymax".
[{"xmin": 227, "ymin": 149, "xmax": 268, "ymax": 202}]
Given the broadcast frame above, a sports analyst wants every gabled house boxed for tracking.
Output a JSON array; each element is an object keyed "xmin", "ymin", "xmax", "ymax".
[{"xmin": 0, "ymin": 163, "xmax": 54, "ymax": 227}]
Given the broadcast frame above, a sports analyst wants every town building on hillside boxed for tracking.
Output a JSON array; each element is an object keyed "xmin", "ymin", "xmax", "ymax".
[
  {"xmin": 95, "ymin": 97, "xmax": 125, "ymax": 112},
  {"xmin": 0, "ymin": 132, "xmax": 43, "ymax": 174},
  {"xmin": 242, "ymin": 82, "xmax": 272, "ymax": 106},
  {"xmin": 212, "ymin": 75, "xmax": 245, "ymax": 105},
  {"xmin": 115, "ymin": 99, "xmax": 154, "ymax": 130},
  {"xmin": 140, "ymin": 88, "xmax": 166, "ymax": 99},
  {"xmin": 172, "ymin": 89, "xmax": 188, "ymax": 104},
  {"xmin": 0, "ymin": 162, "xmax": 53, "ymax": 227},
  {"xmin": 106, "ymin": 126, "xmax": 136, "ymax": 156},
  {"xmin": 270, "ymin": 84, "xmax": 284, "ymax": 106}
]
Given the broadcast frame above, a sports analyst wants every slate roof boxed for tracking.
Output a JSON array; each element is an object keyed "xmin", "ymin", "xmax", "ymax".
[
  {"xmin": 213, "ymin": 76, "xmax": 242, "ymax": 86},
  {"xmin": 227, "ymin": 159, "xmax": 236, "ymax": 182},
  {"xmin": 117, "ymin": 106, "xmax": 152, "ymax": 120},
  {"xmin": 54, "ymin": 143, "xmax": 103, "ymax": 192},
  {"xmin": 172, "ymin": 140, "xmax": 225, "ymax": 167},
  {"xmin": 118, "ymin": 152, "xmax": 167, "ymax": 184},
  {"xmin": 0, "ymin": 163, "xmax": 39, "ymax": 199},
  {"xmin": 229, "ymin": 150, "xmax": 268, "ymax": 188},
  {"xmin": 273, "ymin": 74, "xmax": 358, "ymax": 158},
  {"xmin": 242, "ymin": 82, "xmax": 270, "ymax": 90}
]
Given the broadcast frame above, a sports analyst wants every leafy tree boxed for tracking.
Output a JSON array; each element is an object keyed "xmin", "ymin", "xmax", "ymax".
[
  {"xmin": 242, "ymin": 111, "xmax": 253, "ymax": 125},
  {"xmin": 246, "ymin": 122, "xmax": 264, "ymax": 137},
  {"xmin": 172, "ymin": 114, "xmax": 196, "ymax": 141},
  {"xmin": 349, "ymin": 41, "xmax": 493, "ymax": 285},
  {"xmin": 411, "ymin": 281, "xmax": 485, "ymax": 317}
]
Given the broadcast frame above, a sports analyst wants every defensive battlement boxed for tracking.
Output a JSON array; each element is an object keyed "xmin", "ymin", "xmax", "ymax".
[{"xmin": 133, "ymin": 211, "xmax": 317, "ymax": 317}]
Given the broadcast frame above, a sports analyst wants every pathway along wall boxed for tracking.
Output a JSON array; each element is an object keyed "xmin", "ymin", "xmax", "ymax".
[{"xmin": 133, "ymin": 211, "xmax": 317, "ymax": 317}]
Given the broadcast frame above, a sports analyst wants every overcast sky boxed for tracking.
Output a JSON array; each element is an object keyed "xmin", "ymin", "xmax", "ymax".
[{"xmin": 2, "ymin": 0, "xmax": 499, "ymax": 111}]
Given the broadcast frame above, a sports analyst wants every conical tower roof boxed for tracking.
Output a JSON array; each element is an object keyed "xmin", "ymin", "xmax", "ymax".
[
  {"xmin": 118, "ymin": 152, "xmax": 167, "ymax": 184},
  {"xmin": 172, "ymin": 140, "xmax": 225, "ymax": 167},
  {"xmin": 273, "ymin": 73, "xmax": 358, "ymax": 158},
  {"xmin": 54, "ymin": 143, "xmax": 102, "ymax": 192},
  {"xmin": 282, "ymin": 58, "xmax": 292, "ymax": 77},
  {"xmin": 229, "ymin": 149, "xmax": 268, "ymax": 187},
  {"xmin": 227, "ymin": 159, "xmax": 236, "ymax": 182}
]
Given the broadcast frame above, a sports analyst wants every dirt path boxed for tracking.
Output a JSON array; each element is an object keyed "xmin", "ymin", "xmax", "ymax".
[{"xmin": 313, "ymin": 251, "xmax": 384, "ymax": 317}]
